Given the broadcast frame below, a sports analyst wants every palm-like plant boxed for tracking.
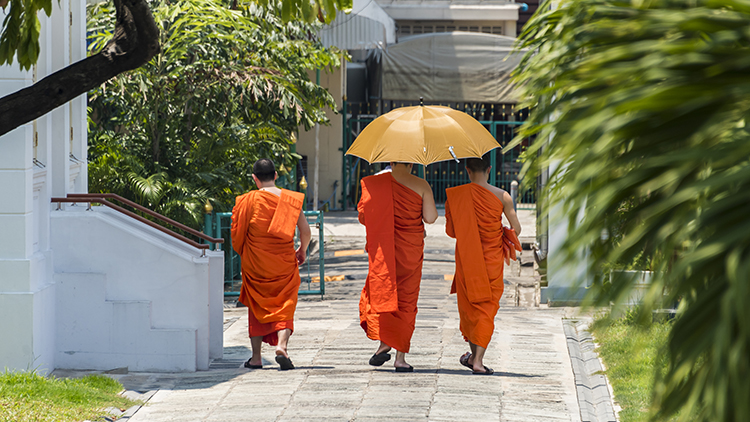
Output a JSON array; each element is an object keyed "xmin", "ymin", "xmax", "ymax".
[
  {"xmin": 512, "ymin": 0, "xmax": 750, "ymax": 420},
  {"xmin": 87, "ymin": 0, "xmax": 340, "ymax": 226}
]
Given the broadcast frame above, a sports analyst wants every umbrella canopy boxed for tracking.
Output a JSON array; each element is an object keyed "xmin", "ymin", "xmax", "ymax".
[{"xmin": 345, "ymin": 105, "xmax": 500, "ymax": 166}]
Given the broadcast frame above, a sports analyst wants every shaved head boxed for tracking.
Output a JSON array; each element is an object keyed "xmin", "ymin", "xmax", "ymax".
[
  {"xmin": 466, "ymin": 154, "xmax": 491, "ymax": 173},
  {"xmin": 253, "ymin": 158, "xmax": 276, "ymax": 182}
]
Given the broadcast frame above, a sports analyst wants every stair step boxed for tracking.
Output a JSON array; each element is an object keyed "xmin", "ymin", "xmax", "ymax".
[{"xmin": 55, "ymin": 272, "xmax": 197, "ymax": 372}]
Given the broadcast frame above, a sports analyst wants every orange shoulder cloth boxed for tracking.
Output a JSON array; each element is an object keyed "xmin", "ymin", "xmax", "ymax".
[
  {"xmin": 446, "ymin": 184, "xmax": 492, "ymax": 303},
  {"xmin": 359, "ymin": 173, "xmax": 398, "ymax": 313},
  {"xmin": 267, "ymin": 189, "xmax": 305, "ymax": 241}
]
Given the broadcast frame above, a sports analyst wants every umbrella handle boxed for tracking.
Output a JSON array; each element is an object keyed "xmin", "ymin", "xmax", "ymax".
[{"xmin": 448, "ymin": 146, "xmax": 460, "ymax": 163}]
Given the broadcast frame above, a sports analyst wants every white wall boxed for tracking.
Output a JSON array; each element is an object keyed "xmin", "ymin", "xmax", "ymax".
[
  {"xmin": 540, "ymin": 161, "xmax": 591, "ymax": 305},
  {"xmin": 297, "ymin": 65, "xmax": 345, "ymax": 209}
]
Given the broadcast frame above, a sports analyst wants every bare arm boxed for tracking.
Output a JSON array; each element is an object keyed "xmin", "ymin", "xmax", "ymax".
[
  {"xmin": 295, "ymin": 211, "xmax": 312, "ymax": 265},
  {"xmin": 421, "ymin": 181, "xmax": 438, "ymax": 224},
  {"xmin": 502, "ymin": 191, "xmax": 522, "ymax": 235}
]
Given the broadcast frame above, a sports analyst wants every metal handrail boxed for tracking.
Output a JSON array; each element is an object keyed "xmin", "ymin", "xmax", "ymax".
[{"xmin": 51, "ymin": 193, "xmax": 224, "ymax": 255}]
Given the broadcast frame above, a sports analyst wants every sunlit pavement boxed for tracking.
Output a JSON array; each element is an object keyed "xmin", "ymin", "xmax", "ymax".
[{"xmin": 116, "ymin": 210, "xmax": 583, "ymax": 422}]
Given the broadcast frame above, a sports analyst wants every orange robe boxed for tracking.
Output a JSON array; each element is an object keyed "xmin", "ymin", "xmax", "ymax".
[
  {"xmin": 231, "ymin": 189, "xmax": 304, "ymax": 345},
  {"xmin": 358, "ymin": 173, "xmax": 425, "ymax": 353},
  {"xmin": 445, "ymin": 184, "xmax": 521, "ymax": 349}
]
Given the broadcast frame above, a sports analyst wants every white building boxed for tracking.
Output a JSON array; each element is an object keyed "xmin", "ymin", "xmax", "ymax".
[
  {"xmin": 379, "ymin": 0, "xmax": 522, "ymax": 38},
  {"xmin": 0, "ymin": 0, "xmax": 223, "ymax": 374}
]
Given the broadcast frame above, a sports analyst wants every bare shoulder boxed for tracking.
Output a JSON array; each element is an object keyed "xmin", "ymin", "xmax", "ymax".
[
  {"xmin": 411, "ymin": 174, "xmax": 432, "ymax": 195},
  {"xmin": 484, "ymin": 184, "xmax": 507, "ymax": 202},
  {"xmin": 393, "ymin": 173, "xmax": 431, "ymax": 197},
  {"xmin": 486, "ymin": 185, "xmax": 514, "ymax": 209}
]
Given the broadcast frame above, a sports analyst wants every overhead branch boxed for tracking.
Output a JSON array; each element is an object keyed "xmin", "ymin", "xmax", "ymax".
[{"xmin": 0, "ymin": 0, "xmax": 160, "ymax": 137}]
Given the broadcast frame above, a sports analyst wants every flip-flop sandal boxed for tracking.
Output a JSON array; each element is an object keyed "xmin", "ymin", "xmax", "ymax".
[
  {"xmin": 472, "ymin": 366, "xmax": 494, "ymax": 375},
  {"xmin": 275, "ymin": 354, "xmax": 295, "ymax": 370},
  {"xmin": 459, "ymin": 352, "xmax": 473, "ymax": 369},
  {"xmin": 243, "ymin": 359, "xmax": 262, "ymax": 369},
  {"xmin": 369, "ymin": 352, "xmax": 392, "ymax": 366},
  {"xmin": 395, "ymin": 365, "xmax": 414, "ymax": 373}
]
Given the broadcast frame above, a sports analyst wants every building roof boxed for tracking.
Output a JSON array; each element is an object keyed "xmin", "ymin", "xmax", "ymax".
[{"xmin": 319, "ymin": 0, "xmax": 397, "ymax": 50}]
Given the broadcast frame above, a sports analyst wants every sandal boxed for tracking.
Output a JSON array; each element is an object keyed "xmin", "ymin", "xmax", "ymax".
[
  {"xmin": 459, "ymin": 352, "xmax": 473, "ymax": 369},
  {"xmin": 243, "ymin": 359, "xmax": 262, "ymax": 369},
  {"xmin": 369, "ymin": 352, "xmax": 392, "ymax": 367},
  {"xmin": 472, "ymin": 366, "xmax": 494, "ymax": 375},
  {"xmin": 275, "ymin": 354, "xmax": 295, "ymax": 370}
]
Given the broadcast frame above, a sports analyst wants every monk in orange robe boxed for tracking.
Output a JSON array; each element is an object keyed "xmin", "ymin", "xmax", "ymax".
[
  {"xmin": 358, "ymin": 162, "xmax": 438, "ymax": 372},
  {"xmin": 445, "ymin": 155, "xmax": 522, "ymax": 375},
  {"xmin": 231, "ymin": 158, "xmax": 311, "ymax": 371}
]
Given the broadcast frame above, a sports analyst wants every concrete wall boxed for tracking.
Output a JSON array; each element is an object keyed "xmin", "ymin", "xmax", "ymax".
[
  {"xmin": 50, "ymin": 207, "xmax": 224, "ymax": 372},
  {"xmin": 540, "ymin": 162, "xmax": 591, "ymax": 305},
  {"xmin": 297, "ymin": 65, "xmax": 345, "ymax": 209}
]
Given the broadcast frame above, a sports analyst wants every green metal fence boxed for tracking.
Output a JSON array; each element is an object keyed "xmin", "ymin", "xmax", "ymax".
[
  {"xmin": 203, "ymin": 210, "xmax": 325, "ymax": 298},
  {"xmin": 341, "ymin": 101, "xmax": 535, "ymax": 210}
]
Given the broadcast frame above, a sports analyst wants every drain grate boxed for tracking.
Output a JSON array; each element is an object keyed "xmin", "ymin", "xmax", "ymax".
[{"xmin": 209, "ymin": 359, "xmax": 245, "ymax": 370}]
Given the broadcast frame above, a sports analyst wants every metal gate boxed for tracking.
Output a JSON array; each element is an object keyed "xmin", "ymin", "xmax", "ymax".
[
  {"xmin": 204, "ymin": 210, "xmax": 326, "ymax": 298},
  {"xmin": 341, "ymin": 101, "xmax": 535, "ymax": 210}
]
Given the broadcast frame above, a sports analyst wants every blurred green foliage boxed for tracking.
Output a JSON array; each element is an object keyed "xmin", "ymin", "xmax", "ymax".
[
  {"xmin": 0, "ymin": 0, "xmax": 50, "ymax": 70},
  {"xmin": 513, "ymin": 0, "xmax": 750, "ymax": 420},
  {"xmin": 0, "ymin": 0, "xmax": 350, "ymax": 70},
  {"xmin": 87, "ymin": 0, "xmax": 340, "ymax": 227}
]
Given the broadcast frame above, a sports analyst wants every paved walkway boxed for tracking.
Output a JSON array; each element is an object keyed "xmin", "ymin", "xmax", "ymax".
[{"xmin": 117, "ymin": 210, "xmax": 583, "ymax": 422}]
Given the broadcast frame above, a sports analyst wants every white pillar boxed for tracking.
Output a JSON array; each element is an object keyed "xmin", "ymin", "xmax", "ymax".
[
  {"xmin": 540, "ymin": 161, "xmax": 591, "ymax": 305},
  {"xmin": 49, "ymin": 0, "xmax": 71, "ymax": 197},
  {"xmin": 504, "ymin": 20, "xmax": 517, "ymax": 38},
  {"xmin": 0, "ymin": 0, "xmax": 81, "ymax": 373},
  {"xmin": 69, "ymin": 0, "xmax": 88, "ymax": 193},
  {"xmin": 0, "ymin": 120, "xmax": 36, "ymax": 371}
]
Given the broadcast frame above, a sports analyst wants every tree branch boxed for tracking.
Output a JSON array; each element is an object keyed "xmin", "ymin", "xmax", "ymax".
[{"xmin": 0, "ymin": 0, "xmax": 160, "ymax": 137}]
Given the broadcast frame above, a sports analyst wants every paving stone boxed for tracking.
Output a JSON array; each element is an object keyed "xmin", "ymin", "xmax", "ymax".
[{"xmin": 117, "ymin": 211, "xmax": 581, "ymax": 422}]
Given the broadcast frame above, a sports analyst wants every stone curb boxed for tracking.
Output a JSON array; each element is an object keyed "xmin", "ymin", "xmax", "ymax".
[
  {"xmin": 563, "ymin": 319, "xmax": 618, "ymax": 422},
  {"xmin": 82, "ymin": 389, "xmax": 156, "ymax": 422}
]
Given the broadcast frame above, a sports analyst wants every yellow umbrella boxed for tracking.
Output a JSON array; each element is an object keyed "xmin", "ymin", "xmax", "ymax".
[{"xmin": 345, "ymin": 104, "xmax": 500, "ymax": 165}]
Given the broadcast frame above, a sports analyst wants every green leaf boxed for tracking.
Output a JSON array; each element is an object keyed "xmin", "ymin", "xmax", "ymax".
[{"xmin": 515, "ymin": 1, "xmax": 750, "ymax": 420}]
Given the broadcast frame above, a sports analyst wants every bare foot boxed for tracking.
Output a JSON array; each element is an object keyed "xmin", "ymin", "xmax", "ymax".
[
  {"xmin": 375, "ymin": 345, "xmax": 392, "ymax": 355},
  {"xmin": 247, "ymin": 357, "xmax": 262, "ymax": 366},
  {"xmin": 472, "ymin": 365, "xmax": 493, "ymax": 375},
  {"xmin": 275, "ymin": 348, "xmax": 288, "ymax": 359},
  {"xmin": 394, "ymin": 356, "xmax": 412, "ymax": 369}
]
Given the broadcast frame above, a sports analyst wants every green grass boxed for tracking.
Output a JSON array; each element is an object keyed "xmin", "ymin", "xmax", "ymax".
[
  {"xmin": 0, "ymin": 370, "xmax": 139, "ymax": 422},
  {"xmin": 590, "ymin": 313, "xmax": 672, "ymax": 422}
]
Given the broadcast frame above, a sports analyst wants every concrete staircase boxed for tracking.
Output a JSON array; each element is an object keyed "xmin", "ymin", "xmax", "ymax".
[
  {"xmin": 55, "ymin": 273, "xmax": 198, "ymax": 372},
  {"xmin": 50, "ymin": 205, "xmax": 223, "ymax": 372}
]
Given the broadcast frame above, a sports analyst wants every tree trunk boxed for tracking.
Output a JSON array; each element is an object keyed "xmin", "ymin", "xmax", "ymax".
[{"xmin": 0, "ymin": 0, "xmax": 160, "ymax": 137}]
